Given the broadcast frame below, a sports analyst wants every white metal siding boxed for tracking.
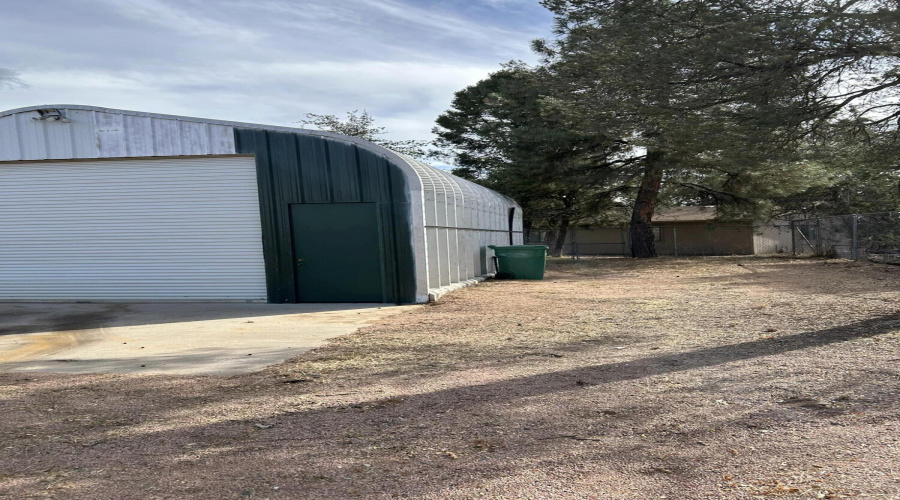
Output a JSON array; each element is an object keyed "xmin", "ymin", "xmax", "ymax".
[
  {"xmin": 0, "ymin": 156, "xmax": 267, "ymax": 300},
  {"xmin": 400, "ymin": 156, "xmax": 523, "ymax": 298},
  {"xmin": 0, "ymin": 105, "xmax": 528, "ymax": 302},
  {"xmin": 0, "ymin": 107, "xmax": 236, "ymax": 161},
  {"xmin": 753, "ymin": 224, "xmax": 792, "ymax": 255}
]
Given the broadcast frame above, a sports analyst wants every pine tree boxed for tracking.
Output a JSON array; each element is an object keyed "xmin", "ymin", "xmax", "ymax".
[
  {"xmin": 537, "ymin": 0, "xmax": 900, "ymax": 256},
  {"xmin": 434, "ymin": 65, "xmax": 634, "ymax": 255}
]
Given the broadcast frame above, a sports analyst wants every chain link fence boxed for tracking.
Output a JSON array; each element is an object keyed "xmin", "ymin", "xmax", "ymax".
[
  {"xmin": 526, "ymin": 211, "xmax": 900, "ymax": 262},
  {"xmin": 526, "ymin": 224, "xmax": 756, "ymax": 257},
  {"xmin": 525, "ymin": 228, "xmax": 627, "ymax": 257},
  {"xmin": 790, "ymin": 211, "xmax": 900, "ymax": 263}
]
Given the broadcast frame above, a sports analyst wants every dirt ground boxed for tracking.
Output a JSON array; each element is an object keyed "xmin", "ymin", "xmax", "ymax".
[{"xmin": 1, "ymin": 257, "xmax": 899, "ymax": 500}]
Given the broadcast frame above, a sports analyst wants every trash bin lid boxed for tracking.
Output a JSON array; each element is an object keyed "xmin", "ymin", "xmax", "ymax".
[{"xmin": 488, "ymin": 245, "xmax": 548, "ymax": 250}]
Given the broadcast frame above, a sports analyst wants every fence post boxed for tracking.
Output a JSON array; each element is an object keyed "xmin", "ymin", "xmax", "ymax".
[
  {"xmin": 790, "ymin": 220, "xmax": 796, "ymax": 255},
  {"xmin": 851, "ymin": 214, "xmax": 859, "ymax": 261},
  {"xmin": 816, "ymin": 218, "xmax": 822, "ymax": 256}
]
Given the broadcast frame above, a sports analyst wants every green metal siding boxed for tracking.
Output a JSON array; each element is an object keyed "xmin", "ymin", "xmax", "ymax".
[
  {"xmin": 291, "ymin": 203, "xmax": 384, "ymax": 302},
  {"xmin": 233, "ymin": 128, "xmax": 417, "ymax": 304}
]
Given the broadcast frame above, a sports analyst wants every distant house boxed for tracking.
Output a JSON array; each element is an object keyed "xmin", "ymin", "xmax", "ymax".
[{"xmin": 557, "ymin": 206, "xmax": 760, "ymax": 256}]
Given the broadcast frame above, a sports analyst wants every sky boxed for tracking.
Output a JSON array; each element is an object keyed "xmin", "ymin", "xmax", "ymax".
[{"xmin": 0, "ymin": 0, "xmax": 552, "ymax": 142}]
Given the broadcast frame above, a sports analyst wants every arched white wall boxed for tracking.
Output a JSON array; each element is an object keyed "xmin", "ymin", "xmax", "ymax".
[{"xmin": 400, "ymin": 157, "xmax": 523, "ymax": 299}]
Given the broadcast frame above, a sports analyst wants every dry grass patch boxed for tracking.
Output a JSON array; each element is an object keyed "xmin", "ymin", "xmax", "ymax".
[{"xmin": 2, "ymin": 256, "xmax": 899, "ymax": 499}]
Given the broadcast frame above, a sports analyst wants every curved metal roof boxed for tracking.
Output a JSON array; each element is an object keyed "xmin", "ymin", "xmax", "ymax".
[
  {"xmin": 0, "ymin": 103, "xmax": 421, "ymax": 156},
  {"xmin": 0, "ymin": 104, "xmax": 523, "ymax": 301},
  {"xmin": 0, "ymin": 104, "xmax": 519, "ymax": 205}
]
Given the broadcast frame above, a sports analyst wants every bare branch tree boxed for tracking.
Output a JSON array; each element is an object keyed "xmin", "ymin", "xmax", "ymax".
[{"xmin": 299, "ymin": 110, "xmax": 434, "ymax": 161}]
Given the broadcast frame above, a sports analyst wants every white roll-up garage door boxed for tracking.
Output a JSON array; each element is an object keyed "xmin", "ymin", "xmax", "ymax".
[{"xmin": 0, "ymin": 156, "xmax": 267, "ymax": 300}]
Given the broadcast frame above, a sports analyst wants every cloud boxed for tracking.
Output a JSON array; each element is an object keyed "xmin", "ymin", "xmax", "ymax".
[
  {"xmin": 0, "ymin": 68, "xmax": 26, "ymax": 89},
  {"xmin": 352, "ymin": 0, "xmax": 527, "ymax": 54},
  {"xmin": 86, "ymin": 0, "xmax": 264, "ymax": 42},
  {"xmin": 13, "ymin": 60, "xmax": 495, "ymax": 139},
  {"xmin": 480, "ymin": 0, "xmax": 534, "ymax": 5},
  {"xmin": 0, "ymin": 0, "xmax": 551, "ymax": 141}
]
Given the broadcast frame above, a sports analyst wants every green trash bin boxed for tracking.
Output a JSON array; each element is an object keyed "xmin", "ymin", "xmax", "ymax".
[{"xmin": 488, "ymin": 245, "xmax": 548, "ymax": 280}]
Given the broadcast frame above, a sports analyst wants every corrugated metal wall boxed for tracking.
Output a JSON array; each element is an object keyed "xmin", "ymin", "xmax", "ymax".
[
  {"xmin": 0, "ymin": 105, "xmax": 525, "ymax": 303},
  {"xmin": 234, "ymin": 128, "xmax": 417, "ymax": 304},
  {"xmin": 402, "ymin": 157, "xmax": 523, "ymax": 295},
  {"xmin": 753, "ymin": 224, "xmax": 793, "ymax": 254},
  {"xmin": 0, "ymin": 107, "xmax": 235, "ymax": 161},
  {"xmin": 0, "ymin": 156, "xmax": 267, "ymax": 300}
]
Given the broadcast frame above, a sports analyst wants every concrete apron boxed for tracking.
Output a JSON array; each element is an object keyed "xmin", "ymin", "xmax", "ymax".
[{"xmin": 0, "ymin": 303, "xmax": 417, "ymax": 375}]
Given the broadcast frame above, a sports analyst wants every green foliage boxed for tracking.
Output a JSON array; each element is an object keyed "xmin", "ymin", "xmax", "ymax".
[
  {"xmin": 773, "ymin": 123, "xmax": 900, "ymax": 217},
  {"xmin": 436, "ymin": 0, "xmax": 900, "ymax": 253},
  {"xmin": 434, "ymin": 65, "xmax": 634, "ymax": 237},
  {"xmin": 535, "ymin": 0, "xmax": 900, "ymax": 219}
]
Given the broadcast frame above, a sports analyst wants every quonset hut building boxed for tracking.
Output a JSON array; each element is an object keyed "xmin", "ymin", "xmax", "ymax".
[{"xmin": 0, "ymin": 105, "xmax": 522, "ymax": 304}]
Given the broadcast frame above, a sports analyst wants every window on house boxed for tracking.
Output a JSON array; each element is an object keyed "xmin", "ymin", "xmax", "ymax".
[{"xmin": 653, "ymin": 226, "xmax": 662, "ymax": 242}]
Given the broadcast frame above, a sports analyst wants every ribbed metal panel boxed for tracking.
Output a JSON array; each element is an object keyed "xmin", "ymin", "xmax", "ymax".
[
  {"xmin": 0, "ymin": 106, "xmax": 236, "ymax": 161},
  {"xmin": 0, "ymin": 156, "xmax": 266, "ymax": 300},
  {"xmin": 400, "ymin": 157, "xmax": 523, "ymax": 297},
  {"xmin": 0, "ymin": 104, "xmax": 525, "ymax": 303},
  {"xmin": 233, "ymin": 129, "xmax": 417, "ymax": 304}
]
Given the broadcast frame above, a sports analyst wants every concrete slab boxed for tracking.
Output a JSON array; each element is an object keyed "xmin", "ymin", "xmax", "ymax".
[{"xmin": 0, "ymin": 303, "xmax": 418, "ymax": 375}]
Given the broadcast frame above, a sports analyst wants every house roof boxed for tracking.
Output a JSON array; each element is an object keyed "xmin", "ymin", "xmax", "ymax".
[{"xmin": 654, "ymin": 206, "xmax": 718, "ymax": 222}]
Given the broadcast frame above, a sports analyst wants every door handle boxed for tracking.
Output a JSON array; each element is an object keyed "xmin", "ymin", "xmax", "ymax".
[{"xmin": 296, "ymin": 258, "xmax": 306, "ymax": 266}]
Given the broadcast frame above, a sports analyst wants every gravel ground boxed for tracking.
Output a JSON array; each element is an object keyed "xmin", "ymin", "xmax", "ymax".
[{"xmin": 1, "ymin": 256, "xmax": 899, "ymax": 499}]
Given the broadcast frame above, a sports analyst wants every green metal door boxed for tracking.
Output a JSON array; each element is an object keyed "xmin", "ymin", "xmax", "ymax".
[{"xmin": 290, "ymin": 203, "xmax": 384, "ymax": 302}]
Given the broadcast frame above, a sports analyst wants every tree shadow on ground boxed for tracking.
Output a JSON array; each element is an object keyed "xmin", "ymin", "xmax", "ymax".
[
  {"xmin": 2, "ymin": 312, "xmax": 898, "ymax": 498},
  {"xmin": 0, "ymin": 302, "xmax": 398, "ymax": 337},
  {"xmin": 677, "ymin": 259, "xmax": 900, "ymax": 297}
]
